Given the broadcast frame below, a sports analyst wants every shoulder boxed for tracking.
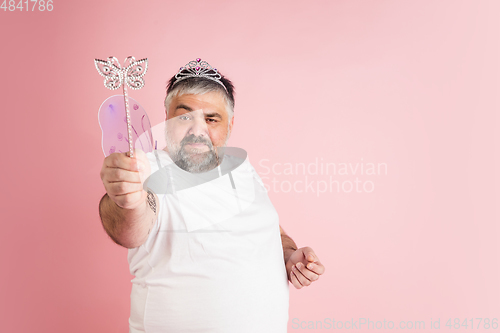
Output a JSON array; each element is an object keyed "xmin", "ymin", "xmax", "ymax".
[
  {"xmin": 146, "ymin": 149, "xmax": 173, "ymax": 174},
  {"xmin": 226, "ymin": 152, "xmax": 266, "ymax": 189}
]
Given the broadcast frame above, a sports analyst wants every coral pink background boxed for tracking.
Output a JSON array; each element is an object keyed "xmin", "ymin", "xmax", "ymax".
[{"xmin": 1, "ymin": 1, "xmax": 498, "ymax": 332}]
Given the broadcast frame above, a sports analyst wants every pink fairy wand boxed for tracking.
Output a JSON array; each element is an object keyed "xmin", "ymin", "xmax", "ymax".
[{"xmin": 94, "ymin": 56, "xmax": 148, "ymax": 158}]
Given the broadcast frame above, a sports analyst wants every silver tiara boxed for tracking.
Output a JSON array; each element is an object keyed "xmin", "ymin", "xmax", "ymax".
[{"xmin": 173, "ymin": 58, "xmax": 227, "ymax": 92}]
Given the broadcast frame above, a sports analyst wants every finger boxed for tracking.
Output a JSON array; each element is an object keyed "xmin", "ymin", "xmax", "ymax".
[
  {"xmin": 105, "ymin": 167, "xmax": 142, "ymax": 184},
  {"xmin": 129, "ymin": 148, "xmax": 147, "ymax": 160},
  {"xmin": 106, "ymin": 181, "xmax": 144, "ymax": 196},
  {"xmin": 302, "ymin": 248, "xmax": 319, "ymax": 263},
  {"xmin": 296, "ymin": 262, "xmax": 320, "ymax": 282},
  {"xmin": 113, "ymin": 190, "xmax": 146, "ymax": 209},
  {"xmin": 292, "ymin": 264, "xmax": 312, "ymax": 287},
  {"xmin": 105, "ymin": 152, "xmax": 141, "ymax": 171},
  {"xmin": 306, "ymin": 261, "xmax": 326, "ymax": 275},
  {"xmin": 127, "ymin": 149, "xmax": 149, "ymax": 168},
  {"xmin": 289, "ymin": 267, "xmax": 303, "ymax": 289}
]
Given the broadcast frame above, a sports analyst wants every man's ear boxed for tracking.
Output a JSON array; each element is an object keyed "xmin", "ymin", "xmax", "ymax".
[{"xmin": 227, "ymin": 114, "xmax": 235, "ymax": 138}]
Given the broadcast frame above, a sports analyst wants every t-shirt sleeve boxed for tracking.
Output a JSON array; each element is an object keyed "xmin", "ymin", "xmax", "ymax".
[{"xmin": 245, "ymin": 155, "xmax": 268, "ymax": 192}]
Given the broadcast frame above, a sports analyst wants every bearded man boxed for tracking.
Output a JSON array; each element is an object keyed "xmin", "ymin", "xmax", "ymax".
[{"xmin": 98, "ymin": 58, "xmax": 325, "ymax": 333}]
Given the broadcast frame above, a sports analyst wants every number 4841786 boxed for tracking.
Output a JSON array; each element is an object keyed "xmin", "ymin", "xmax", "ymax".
[{"xmin": 1, "ymin": 0, "xmax": 54, "ymax": 11}]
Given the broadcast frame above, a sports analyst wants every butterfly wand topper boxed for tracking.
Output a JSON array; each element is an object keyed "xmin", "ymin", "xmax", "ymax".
[{"xmin": 94, "ymin": 56, "xmax": 148, "ymax": 158}]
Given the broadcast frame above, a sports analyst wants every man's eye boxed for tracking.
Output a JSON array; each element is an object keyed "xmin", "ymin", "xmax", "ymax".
[
  {"xmin": 179, "ymin": 115, "xmax": 191, "ymax": 120},
  {"xmin": 206, "ymin": 118, "xmax": 217, "ymax": 123}
]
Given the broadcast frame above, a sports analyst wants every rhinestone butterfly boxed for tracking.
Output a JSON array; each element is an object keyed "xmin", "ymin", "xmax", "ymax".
[{"xmin": 94, "ymin": 56, "xmax": 148, "ymax": 90}]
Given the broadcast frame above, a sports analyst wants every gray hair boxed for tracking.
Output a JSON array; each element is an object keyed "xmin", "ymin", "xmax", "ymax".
[{"xmin": 164, "ymin": 74, "xmax": 236, "ymax": 129}]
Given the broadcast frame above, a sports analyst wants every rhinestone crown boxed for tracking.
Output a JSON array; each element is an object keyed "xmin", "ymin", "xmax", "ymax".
[{"xmin": 173, "ymin": 58, "xmax": 227, "ymax": 92}]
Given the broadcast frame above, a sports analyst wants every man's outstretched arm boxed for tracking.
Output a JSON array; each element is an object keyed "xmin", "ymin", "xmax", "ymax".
[
  {"xmin": 279, "ymin": 225, "xmax": 326, "ymax": 289},
  {"xmin": 99, "ymin": 149, "xmax": 158, "ymax": 249}
]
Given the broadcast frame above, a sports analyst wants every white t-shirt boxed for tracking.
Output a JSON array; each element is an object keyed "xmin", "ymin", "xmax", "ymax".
[{"xmin": 127, "ymin": 149, "xmax": 289, "ymax": 333}]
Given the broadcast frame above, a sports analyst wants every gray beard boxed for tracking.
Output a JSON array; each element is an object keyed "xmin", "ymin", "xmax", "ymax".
[
  {"xmin": 172, "ymin": 146, "xmax": 219, "ymax": 173},
  {"xmin": 165, "ymin": 134, "xmax": 226, "ymax": 173}
]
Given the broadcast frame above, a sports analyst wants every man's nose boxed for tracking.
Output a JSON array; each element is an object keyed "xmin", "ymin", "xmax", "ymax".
[{"xmin": 187, "ymin": 116, "xmax": 209, "ymax": 138}]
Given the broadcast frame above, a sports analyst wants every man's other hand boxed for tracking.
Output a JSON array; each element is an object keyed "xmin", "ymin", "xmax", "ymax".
[{"xmin": 285, "ymin": 247, "xmax": 325, "ymax": 289}]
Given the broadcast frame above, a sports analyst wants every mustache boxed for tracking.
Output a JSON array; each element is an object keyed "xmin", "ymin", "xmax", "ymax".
[{"xmin": 181, "ymin": 135, "xmax": 213, "ymax": 148}]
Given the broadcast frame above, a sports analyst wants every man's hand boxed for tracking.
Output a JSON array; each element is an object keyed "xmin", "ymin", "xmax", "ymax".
[
  {"xmin": 285, "ymin": 247, "xmax": 325, "ymax": 289},
  {"xmin": 100, "ymin": 149, "xmax": 151, "ymax": 210}
]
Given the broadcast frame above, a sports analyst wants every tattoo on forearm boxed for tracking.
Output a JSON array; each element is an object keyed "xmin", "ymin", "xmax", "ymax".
[{"xmin": 147, "ymin": 190, "xmax": 156, "ymax": 215}]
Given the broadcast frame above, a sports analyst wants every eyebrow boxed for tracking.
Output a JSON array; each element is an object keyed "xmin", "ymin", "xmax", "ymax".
[
  {"xmin": 175, "ymin": 104, "xmax": 194, "ymax": 112},
  {"xmin": 175, "ymin": 104, "xmax": 223, "ymax": 119}
]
